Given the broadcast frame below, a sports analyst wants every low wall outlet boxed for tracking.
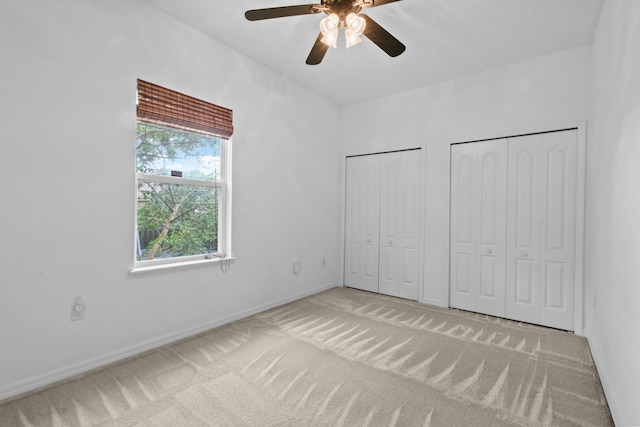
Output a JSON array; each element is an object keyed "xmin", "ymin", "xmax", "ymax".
[
  {"xmin": 293, "ymin": 260, "xmax": 301, "ymax": 275},
  {"xmin": 71, "ymin": 297, "xmax": 85, "ymax": 321}
]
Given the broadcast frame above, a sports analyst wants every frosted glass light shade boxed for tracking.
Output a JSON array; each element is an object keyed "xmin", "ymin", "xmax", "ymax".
[
  {"xmin": 320, "ymin": 13, "xmax": 340, "ymax": 49},
  {"xmin": 321, "ymin": 29, "xmax": 339, "ymax": 49},
  {"xmin": 346, "ymin": 13, "xmax": 366, "ymax": 35},
  {"xmin": 320, "ymin": 13, "xmax": 339, "ymax": 36},
  {"xmin": 345, "ymin": 29, "xmax": 362, "ymax": 48},
  {"xmin": 345, "ymin": 13, "xmax": 366, "ymax": 48}
]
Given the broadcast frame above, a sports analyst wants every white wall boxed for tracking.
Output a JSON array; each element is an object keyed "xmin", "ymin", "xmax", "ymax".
[
  {"xmin": 340, "ymin": 46, "xmax": 592, "ymax": 306},
  {"xmin": 585, "ymin": 0, "xmax": 640, "ymax": 424},
  {"xmin": 0, "ymin": 0, "xmax": 341, "ymax": 399}
]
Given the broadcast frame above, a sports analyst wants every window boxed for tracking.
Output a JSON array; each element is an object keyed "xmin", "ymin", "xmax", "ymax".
[{"xmin": 134, "ymin": 80, "xmax": 233, "ymax": 269}]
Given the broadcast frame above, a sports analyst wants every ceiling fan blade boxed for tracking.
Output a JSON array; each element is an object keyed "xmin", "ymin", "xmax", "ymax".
[
  {"xmin": 360, "ymin": 0, "xmax": 403, "ymax": 8},
  {"xmin": 245, "ymin": 5, "xmax": 321, "ymax": 21},
  {"xmin": 361, "ymin": 14, "xmax": 406, "ymax": 57},
  {"xmin": 306, "ymin": 33, "xmax": 330, "ymax": 65}
]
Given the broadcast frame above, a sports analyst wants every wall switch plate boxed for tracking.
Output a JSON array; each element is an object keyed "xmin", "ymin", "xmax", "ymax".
[{"xmin": 293, "ymin": 260, "xmax": 301, "ymax": 275}]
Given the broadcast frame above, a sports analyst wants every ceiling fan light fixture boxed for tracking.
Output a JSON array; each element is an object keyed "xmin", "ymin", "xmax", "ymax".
[
  {"xmin": 320, "ymin": 13, "xmax": 339, "ymax": 35},
  {"xmin": 321, "ymin": 30, "xmax": 339, "ymax": 49},
  {"xmin": 345, "ymin": 13, "xmax": 366, "ymax": 48},
  {"xmin": 346, "ymin": 13, "xmax": 366, "ymax": 34},
  {"xmin": 320, "ymin": 13, "xmax": 340, "ymax": 48},
  {"xmin": 345, "ymin": 29, "xmax": 362, "ymax": 48},
  {"xmin": 245, "ymin": 1, "xmax": 406, "ymax": 64}
]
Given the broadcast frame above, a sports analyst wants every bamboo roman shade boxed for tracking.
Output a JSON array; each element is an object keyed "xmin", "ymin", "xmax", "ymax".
[{"xmin": 137, "ymin": 79, "xmax": 233, "ymax": 139}]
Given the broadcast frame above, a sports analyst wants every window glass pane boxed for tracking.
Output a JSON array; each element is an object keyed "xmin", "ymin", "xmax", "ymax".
[
  {"xmin": 136, "ymin": 180, "xmax": 219, "ymax": 261},
  {"xmin": 136, "ymin": 122, "xmax": 222, "ymax": 181}
]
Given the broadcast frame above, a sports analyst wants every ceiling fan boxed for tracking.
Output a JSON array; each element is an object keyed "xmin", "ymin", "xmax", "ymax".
[{"xmin": 245, "ymin": 0, "xmax": 406, "ymax": 65}]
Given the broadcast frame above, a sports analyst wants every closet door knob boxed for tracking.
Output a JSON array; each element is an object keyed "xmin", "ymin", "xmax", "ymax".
[
  {"xmin": 388, "ymin": 240, "xmax": 393, "ymax": 245},
  {"xmin": 485, "ymin": 249, "xmax": 492, "ymax": 254},
  {"xmin": 522, "ymin": 251, "xmax": 528, "ymax": 257},
  {"xmin": 366, "ymin": 238, "xmax": 371, "ymax": 244}
]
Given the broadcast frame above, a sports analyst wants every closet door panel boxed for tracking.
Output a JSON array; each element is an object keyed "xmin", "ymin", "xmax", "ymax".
[
  {"xmin": 539, "ymin": 130, "xmax": 577, "ymax": 329},
  {"xmin": 506, "ymin": 135, "xmax": 542, "ymax": 324},
  {"xmin": 476, "ymin": 140, "xmax": 508, "ymax": 316},
  {"xmin": 379, "ymin": 150, "xmax": 421, "ymax": 300},
  {"xmin": 450, "ymin": 143, "xmax": 478, "ymax": 311},
  {"xmin": 379, "ymin": 154, "xmax": 401, "ymax": 296},
  {"xmin": 344, "ymin": 155, "xmax": 380, "ymax": 293},
  {"xmin": 397, "ymin": 150, "xmax": 421, "ymax": 300},
  {"xmin": 450, "ymin": 141, "xmax": 506, "ymax": 316}
]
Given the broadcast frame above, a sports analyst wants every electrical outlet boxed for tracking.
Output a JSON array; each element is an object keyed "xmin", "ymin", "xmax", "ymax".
[
  {"xmin": 293, "ymin": 260, "xmax": 301, "ymax": 275},
  {"xmin": 322, "ymin": 257, "xmax": 326, "ymax": 267},
  {"xmin": 71, "ymin": 297, "xmax": 85, "ymax": 321}
]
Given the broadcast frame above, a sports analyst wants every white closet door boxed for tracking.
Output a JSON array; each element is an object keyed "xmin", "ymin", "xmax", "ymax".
[
  {"xmin": 539, "ymin": 131, "xmax": 577, "ymax": 330},
  {"xmin": 476, "ymin": 141, "xmax": 508, "ymax": 316},
  {"xmin": 450, "ymin": 143, "xmax": 479, "ymax": 311},
  {"xmin": 505, "ymin": 130, "xmax": 577, "ymax": 330},
  {"xmin": 506, "ymin": 134, "xmax": 542, "ymax": 324},
  {"xmin": 450, "ymin": 141, "xmax": 507, "ymax": 316},
  {"xmin": 344, "ymin": 155, "xmax": 380, "ymax": 293},
  {"xmin": 379, "ymin": 150, "xmax": 421, "ymax": 300}
]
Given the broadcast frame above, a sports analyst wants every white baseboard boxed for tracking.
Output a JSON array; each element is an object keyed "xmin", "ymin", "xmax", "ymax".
[
  {"xmin": 585, "ymin": 334, "xmax": 622, "ymax": 427},
  {"xmin": 0, "ymin": 282, "xmax": 339, "ymax": 402}
]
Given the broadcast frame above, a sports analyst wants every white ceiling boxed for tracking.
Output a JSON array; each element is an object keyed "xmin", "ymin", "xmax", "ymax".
[{"xmin": 144, "ymin": 0, "xmax": 604, "ymax": 105}]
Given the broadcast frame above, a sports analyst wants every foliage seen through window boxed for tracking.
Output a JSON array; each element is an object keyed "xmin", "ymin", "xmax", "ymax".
[{"xmin": 136, "ymin": 122, "xmax": 222, "ymax": 262}]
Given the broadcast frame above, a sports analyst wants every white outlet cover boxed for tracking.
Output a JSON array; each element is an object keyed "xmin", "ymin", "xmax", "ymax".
[{"xmin": 71, "ymin": 297, "xmax": 85, "ymax": 321}]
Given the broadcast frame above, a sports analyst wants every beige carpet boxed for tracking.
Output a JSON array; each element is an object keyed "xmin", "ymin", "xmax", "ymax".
[{"xmin": 0, "ymin": 287, "xmax": 612, "ymax": 426}]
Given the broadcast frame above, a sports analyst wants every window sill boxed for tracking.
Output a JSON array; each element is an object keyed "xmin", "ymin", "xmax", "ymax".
[{"xmin": 130, "ymin": 256, "xmax": 235, "ymax": 274}]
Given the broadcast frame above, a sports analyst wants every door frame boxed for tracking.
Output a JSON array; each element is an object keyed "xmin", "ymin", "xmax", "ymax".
[{"xmin": 446, "ymin": 121, "xmax": 586, "ymax": 335}]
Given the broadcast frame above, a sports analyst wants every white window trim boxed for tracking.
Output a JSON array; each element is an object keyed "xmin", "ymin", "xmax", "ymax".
[
  {"xmin": 131, "ymin": 138, "xmax": 232, "ymax": 273},
  {"xmin": 130, "ymin": 256, "xmax": 236, "ymax": 274},
  {"xmin": 137, "ymin": 173, "xmax": 221, "ymax": 188}
]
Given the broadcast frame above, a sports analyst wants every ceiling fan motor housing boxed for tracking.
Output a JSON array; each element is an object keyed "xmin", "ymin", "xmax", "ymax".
[{"xmin": 322, "ymin": 0, "xmax": 362, "ymax": 18}]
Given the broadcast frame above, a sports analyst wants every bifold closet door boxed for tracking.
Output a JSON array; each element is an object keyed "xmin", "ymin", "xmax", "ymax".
[
  {"xmin": 345, "ymin": 150, "xmax": 422, "ymax": 299},
  {"xmin": 450, "ymin": 140, "xmax": 508, "ymax": 317},
  {"xmin": 506, "ymin": 130, "xmax": 577, "ymax": 330},
  {"xmin": 451, "ymin": 130, "xmax": 579, "ymax": 330},
  {"xmin": 344, "ymin": 155, "xmax": 380, "ymax": 293},
  {"xmin": 379, "ymin": 150, "xmax": 421, "ymax": 300}
]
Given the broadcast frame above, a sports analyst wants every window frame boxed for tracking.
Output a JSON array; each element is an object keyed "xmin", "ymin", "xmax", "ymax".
[
  {"xmin": 133, "ymin": 137, "xmax": 232, "ymax": 271},
  {"xmin": 132, "ymin": 84, "xmax": 233, "ymax": 273}
]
